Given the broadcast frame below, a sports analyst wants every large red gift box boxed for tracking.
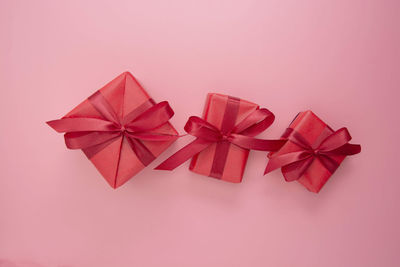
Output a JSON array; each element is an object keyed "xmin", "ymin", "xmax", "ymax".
[
  {"xmin": 266, "ymin": 110, "xmax": 360, "ymax": 193},
  {"xmin": 48, "ymin": 72, "xmax": 178, "ymax": 188},
  {"xmin": 189, "ymin": 93, "xmax": 262, "ymax": 183}
]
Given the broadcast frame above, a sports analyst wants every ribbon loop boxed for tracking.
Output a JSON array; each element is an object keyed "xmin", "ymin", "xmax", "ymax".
[
  {"xmin": 184, "ymin": 116, "xmax": 223, "ymax": 142},
  {"xmin": 126, "ymin": 101, "xmax": 174, "ymax": 132},
  {"xmin": 232, "ymin": 108, "xmax": 275, "ymax": 137},
  {"xmin": 317, "ymin": 127, "xmax": 352, "ymax": 152}
]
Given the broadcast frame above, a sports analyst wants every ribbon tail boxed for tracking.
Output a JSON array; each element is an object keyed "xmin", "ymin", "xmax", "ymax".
[
  {"xmin": 329, "ymin": 143, "xmax": 361, "ymax": 155},
  {"xmin": 230, "ymin": 134, "xmax": 286, "ymax": 151},
  {"xmin": 155, "ymin": 138, "xmax": 213, "ymax": 171},
  {"xmin": 64, "ymin": 131, "xmax": 121, "ymax": 149},
  {"xmin": 264, "ymin": 151, "xmax": 312, "ymax": 175},
  {"xmin": 282, "ymin": 157, "xmax": 315, "ymax": 181},
  {"xmin": 47, "ymin": 118, "xmax": 117, "ymax": 133},
  {"xmin": 317, "ymin": 143, "xmax": 361, "ymax": 175}
]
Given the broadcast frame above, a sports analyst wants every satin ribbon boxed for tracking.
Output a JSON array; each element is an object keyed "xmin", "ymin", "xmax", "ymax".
[
  {"xmin": 264, "ymin": 127, "xmax": 361, "ymax": 181},
  {"xmin": 155, "ymin": 108, "xmax": 286, "ymax": 173},
  {"xmin": 47, "ymin": 91, "xmax": 178, "ymax": 166}
]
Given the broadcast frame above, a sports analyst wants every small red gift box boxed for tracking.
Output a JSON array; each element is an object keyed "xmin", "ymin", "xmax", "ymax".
[
  {"xmin": 47, "ymin": 72, "xmax": 178, "ymax": 188},
  {"xmin": 156, "ymin": 93, "xmax": 283, "ymax": 183},
  {"xmin": 265, "ymin": 110, "xmax": 361, "ymax": 193}
]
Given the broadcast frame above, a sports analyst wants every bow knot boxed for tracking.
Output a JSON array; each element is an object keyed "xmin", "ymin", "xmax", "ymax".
[
  {"xmin": 221, "ymin": 133, "xmax": 232, "ymax": 141},
  {"xmin": 312, "ymin": 149, "xmax": 321, "ymax": 156}
]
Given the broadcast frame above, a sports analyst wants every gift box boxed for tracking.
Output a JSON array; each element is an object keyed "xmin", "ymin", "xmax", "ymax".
[
  {"xmin": 189, "ymin": 93, "xmax": 258, "ymax": 182},
  {"xmin": 156, "ymin": 93, "xmax": 284, "ymax": 183},
  {"xmin": 265, "ymin": 110, "xmax": 361, "ymax": 193},
  {"xmin": 47, "ymin": 72, "xmax": 178, "ymax": 188}
]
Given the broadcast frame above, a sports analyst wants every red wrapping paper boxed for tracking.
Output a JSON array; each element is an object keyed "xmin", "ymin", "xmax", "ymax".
[
  {"xmin": 49, "ymin": 72, "xmax": 178, "ymax": 188},
  {"xmin": 268, "ymin": 110, "xmax": 355, "ymax": 193},
  {"xmin": 189, "ymin": 93, "xmax": 260, "ymax": 183}
]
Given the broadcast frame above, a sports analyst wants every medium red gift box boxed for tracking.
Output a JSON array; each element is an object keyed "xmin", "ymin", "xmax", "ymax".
[
  {"xmin": 265, "ymin": 110, "xmax": 361, "ymax": 193},
  {"xmin": 156, "ymin": 93, "xmax": 284, "ymax": 183},
  {"xmin": 47, "ymin": 72, "xmax": 178, "ymax": 188},
  {"xmin": 189, "ymin": 93, "xmax": 259, "ymax": 182}
]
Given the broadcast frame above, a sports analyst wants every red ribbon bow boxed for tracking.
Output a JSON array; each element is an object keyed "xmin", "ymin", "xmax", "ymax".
[
  {"xmin": 47, "ymin": 91, "xmax": 178, "ymax": 166},
  {"xmin": 155, "ymin": 108, "xmax": 286, "ymax": 172},
  {"xmin": 264, "ymin": 127, "xmax": 361, "ymax": 181}
]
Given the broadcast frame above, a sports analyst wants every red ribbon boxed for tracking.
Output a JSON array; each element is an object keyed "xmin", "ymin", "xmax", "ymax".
[
  {"xmin": 155, "ymin": 108, "xmax": 286, "ymax": 174},
  {"xmin": 264, "ymin": 127, "xmax": 361, "ymax": 181},
  {"xmin": 47, "ymin": 91, "xmax": 178, "ymax": 166}
]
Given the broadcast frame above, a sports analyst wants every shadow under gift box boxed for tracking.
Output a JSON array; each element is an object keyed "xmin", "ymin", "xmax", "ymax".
[
  {"xmin": 189, "ymin": 93, "xmax": 260, "ymax": 183},
  {"xmin": 49, "ymin": 72, "xmax": 178, "ymax": 189},
  {"xmin": 268, "ymin": 110, "xmax": 355, "ymax": 193}
]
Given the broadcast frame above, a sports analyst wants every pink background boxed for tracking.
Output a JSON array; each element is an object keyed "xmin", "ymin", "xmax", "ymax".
[{"xmin": 1, "ymin": 0, "xmax": 399, "ymax": 266}]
